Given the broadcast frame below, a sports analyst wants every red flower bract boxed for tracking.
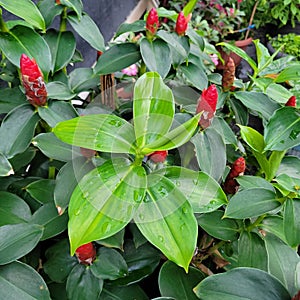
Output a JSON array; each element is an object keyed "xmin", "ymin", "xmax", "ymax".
[
  {"xmin": 196, "ymin": 84, "xmax": 218, "ymax": 129},
  {"xmin": 146, "ymin": 8, "xmax": 159, "ymax": 36},
  {"xmin": 75, "ymin": 242, "xmax": 96, "ymax": 265},
  {"xmin": 175, "ymin": 12, "xmax": 191, "ymax": 36},
  {"xmin": 285, "ymin": 95, "xmax": 296, "ymax": 107},
  {"xmin": 148, "ymin": 150, "xmax": 168, "ymax": 163},
  {"xmin": 20, "ymin": 54, "xmax": 47, "ymax": 107}
]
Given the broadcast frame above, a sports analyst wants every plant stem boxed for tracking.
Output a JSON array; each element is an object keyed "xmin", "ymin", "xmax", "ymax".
[
  {"xmin": 0, "ymin": 8, "xmax": 9, "ymax": 32},
  {"xmin": 59, "ymin": 7, "xmax": 68, "ymax": 32},
  {"xmin": 247, "ymin": 214, "xmax": 266, "ymax": 232}
]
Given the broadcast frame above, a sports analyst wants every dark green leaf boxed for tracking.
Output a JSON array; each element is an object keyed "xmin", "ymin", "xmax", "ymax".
[
  {"xmin": 225, "ymin": 188, "xmax": 280, "ymax": 219},
  {"xmin": 0, "ymin": 152, "xmax": 13, "ymax": 177},
  {"xmin": 0, "ymin": 223, "xmax": 43, "ymax": 265},
  {"xmin": 194, "ymin": 267, "xmax": 290, "ymax": 300},
  {"xmin": 38, "ymin": 0, "xmax": 63, "ymax": 28},
  {"xmin": 159, "ymin": 261, "xmax": 205, "ymax": 300},
  {"xmin": 260, "ymin": 216, "xmax": 286, "ymax": 242},
  {"xmin": 46, "ymin": 81, "xmax": 76, "ymax": 100},
  {"xmin": 60, "ymin": 0, "xmax": 82, "ymax": 17},
  {"xmin": 100, "ymin": 284, "xmax": 148, "ymax": 300},
  {"xmin": 237, "ymin": 175, "xmax": 275, "ymax": 192},
  {"xmin": 68, "ymin": 13, "xmax": 105, "ymax": 51},
  {"xmin": 94, "ymin": 43, "xmax": 141, "ymax": 75},
  {"xmin": 25, "ymin": 179, "xmax": 55, "ymax": 204},
  {"xmin": 284, "ymin": 199, "xmax": 300, "ymax": 248},
  {"xmin": 91, "ymin": 247, "xmax": 128, "ymax": 280},
  {"xmin": 9, "ymin": 147, "xmax": 36, "ymax": 173},
  {"xmin": 96, "ymin": 229, "xmax": 125, "ymax": 250},
  {"xmin": 0, "ymin": 104, "xmax": 40, "ymax": 158},
  {"xmin": 228, "ymin": 97, "xmax": 248, "ymax": 126},
  {"xmin": 197, "ymin": 210, "xmax": 239, "ymax": 241},
  {"xmin": 66, "ymin": 264, "xmax": 103, "ymax": 300},
  {"xmin": 69, "ymin": 68, "xmax": 99, "ymax": 93},
  {"xmin": 211, "ymin": 116, "xmax": 238, "ymax": 146},
  {"xmin": 0, "ymin": 87, "xmax": 26, "ymax": 114},
  {"xmin": 114, "ymin": 20, "xmax": 146, "ymax": 38},
  {"xmin": 0, "ymin": 261, "xmax": 50, "ymax": 299}
]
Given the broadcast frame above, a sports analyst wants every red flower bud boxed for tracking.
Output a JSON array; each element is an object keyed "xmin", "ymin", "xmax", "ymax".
[
  {"xmin": 75, "ymin": 242, "xmax": 96, "ymax": 265},
  {"xmin": 146, "ymin": 8, "xmax": 159, "ymax": 36},
  {"xmin": 175, "ymin": 12, "xmax": 191, "ymax": 36},
  {"xmin": 20, "ymin": 54, "xmax": 47, "ymax": 107},
  {"xmin": 55, "ymin": 0, "xmax": 61, "ymax": 4},
  {"xmin": 285, "ymin": 95, "xmax": 296, "ymax": 107},
  {"xmin": 148, "ymin": 150, "xmax": 168, "ymax": 163},
  {"xmin": 196, "ymin": 84, "xmax": 218, "ymax": 129},
  {"xmin": 80, "ymin": 147, "xmax": 97, "ymax": 158},
  {"xmin": 292, "ymin": 291, "xmax": 300, "ymax": 300}
]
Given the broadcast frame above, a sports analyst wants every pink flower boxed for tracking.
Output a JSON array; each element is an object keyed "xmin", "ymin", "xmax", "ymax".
[
  {"xmin": 229, "ymin": 8, "xmax": 235, "ymax": 16},
  {"xmin": 209, "ymin": 54, "xmax": 219, "ymax": 66},
  {"xmin": 121, "ymin": 64, "xmax": 138, "ymax": 76}
]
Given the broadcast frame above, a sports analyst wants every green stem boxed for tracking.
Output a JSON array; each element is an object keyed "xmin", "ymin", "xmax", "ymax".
[
  {"xmin": 0, "ymin": 9, "xmax": 9, "ymax": 32},
  {"xmin": 48, "ymin": 160, "xmax": 56, "ymax": 179},
  {"xmin": 201, "ymin": 240, "xmax": 226, "ymax": 261},
  {"xmin": 247, "ymin": 214, "xmax": 266, "ymax": 232},
  {"xmin": 59, "ymin": 7, "xmax": 67, "ymax": 32}
]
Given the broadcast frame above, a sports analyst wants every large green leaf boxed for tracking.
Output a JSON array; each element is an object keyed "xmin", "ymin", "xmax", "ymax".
[
  {"xmin": 275, "ymin": 65, "xmax": 300, "ymax": 83},
  {"xmin": 224, "ymin": 188, "xmax": 280, "ymax": 219},
  {"xmin": 197, "ymin": 210, "xmax": 239, "ymax": 241},
  {"xmin": 54, "ymin": 114, "xmax": 137, "ymax": 154},
  {"xmin": 179, "ymin": 62, "xmax": 208, "ymax": 91},
  {"xmin": 159, "ymin": 261, "xmax": 205, "ymax": 300},
  {"xmin": 100, "ymin": 284, "xmax": 148, "ymax": 300},
  {"xmin": 133, "ymin": 72, "xmax": 174, "ymax": 148},
  {"xmin": 140, "ymin": 38, "xmax": 171, "ymax": 78},
  {"xmin": 264, "ymin": 107, "xmax": 300, "ymax": 151},
  {"xmin": 38, "ymin": 0, "xmax": 63, "ymax": 28},
  {"xmin": 0, "ymin": 261, "xmax": 50, "ymax": 299},
  {"xmin": 0, "ymin": 25, "xmax": 51, "ymax": 75},
  {"xmin": 68, "ymin": 158, "xmax": 146, "ymax": 254},
  {"xmin": 0, "ymin": 223, "xmax": 43, "ymax": 265},
  {"xmin": 0, "ymin": 0, "xmax": 45, "ymax": 30},
  {"xmin": 94, "ymin": 43, "xmax": 141, "ymax": 75},
  {"xmin": 68, "ymin": 13, "xmax": 104, "ymax": 51},
  {"xmin": 69, "ymin": 68, "xmax": 99, "ymax": 93},
  {"xmin": 0, "ymin": 87, "xmax": 26, "ymax": 114},
  {"xmin": 25, "ymin": 179, "xmax": 55, "ymax": 204},
  {"xmin": 32, "ymin": 132, "xmax": 81, "ymax": 162},
  {"xmin": 237, "ymin": 231, "xmax": 268, "ymax": 271},
  {"xmin": 60, "ymin": 0, "xmax": 82, "ymax": 17},
  {"xmin": 191, "ymin": 128, "xmax": 226, "ymax": 181},
  {"xmin": 265, "ymin": 233, "xmax": 300, "ymax": 296},
  {"xmin": 284, "ymin": 199, "xmax": 300, "ymax": 247},
  {"xmin": 114, "ymin": 20, "xmax": 146, "ymax": 38},
  {"xmin": 0, "ymin": 104, "xmax": 40, "ymax": 158},
  {"xmin": 38, "ymin": 100, "xmax": 78, "ymax": 128},
  {"xmin": 134, "ymin": 174, "xmax": 197, "ymax": 271},
  {"xmin": 44, "ymin": 29, "xmax": 76, "ymax": 73},
  {"xmin": 141, "ymin": 113, "xmax": 200, "ymax": 154},
  {"xmin": 66, "ymin": 264, "xmax": 103, "ymax": 300},
  {"xmin": 194, "ymin": 267, "xmax": 290, "ymax": 300},
  {"xmin": 234, "ymin": 92, "xmax": 280, "ymax": 121},
  {"xmin": 211, "ymin": 116, "xmax": 238, "ymax": 146},
  {"xmin": 239, "ymin": 125, "xmax": 265, "ymax": 153},
  {"xmin": 46, "ymin": 81, "xmax": 76, "ymax": 100},
  {"xmin": 0, "ymin": 152, "xmax": 13, "ymax": 177},
  {"xmin": 155, "ymin": 166, "xmax": 227, "ymax": 213}
]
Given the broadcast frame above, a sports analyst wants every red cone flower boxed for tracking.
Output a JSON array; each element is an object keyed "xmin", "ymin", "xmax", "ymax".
[
  {"xmin": 146, "ymin": 8, "xmax": 159, "ymax": 36},
  {"xmin": 149, "ymin": 150, "xmax": 168, "ymax": 163},
  {"xmin": 196, "ymin": 84, "xmax": 218, "ymax": 129},
  {"xmin": 222, "ymin": 57, "xmax": 235, "ymax": 92},
  {"xmin": 20, "ymin": 54, "xmax": 47, "ymax": 107},
  {"xmin": 285, "ymin": 95, "xmax": 296, "ymax": 107},
  {"xmin": 75, "ymin": 242, "xmax": 96, "ymax": 265},
  {"xmin": 175, "ymin": 12, "xmax": 191, "ymax": 36}
]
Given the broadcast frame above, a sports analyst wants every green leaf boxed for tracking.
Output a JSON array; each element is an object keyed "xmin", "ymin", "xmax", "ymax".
[
  {"xmin": 265, "ymin": 233, "xmax": 300, "ymax": 296},
  {"xmin": 186, "ymin": 28, "xmax": 204, "ymax": 51},
  {"xmin": 90, "ymin": 247, "xmax": 128, "ymax": 280},
  {"xmin": 46, "ymin": 81, "xmax": 76, "ymax": 100},
  {"xmin": 0, "ymin": 223, "xmax": 43, "ymax": 265},
  {"xmin": 284, "ymin": 199, "xmax": 300, "ymax": 247},
  {"xmin": 141, "ymin": 113, "xmax": 200, "ymax": 154},
  {"xmin": 133, "ymin": 72, "xmax": 174, "ymax": 148},
  {"xmin": 30, "ymin": 203, "xmax": 68, "ymax": 240},
  {"xmin": 275, "ymin": 65, "xmax": 300, "ymax": 83},
  {"xmin": 0, "ymin": 0, "xmax": 45, "ymax": 30},
  {"xmin": 100, "ymin": 284, "xmax": 148, "ymax": 300},
  {"xmin": 38, "ymin": 100, "xmax": 78, "ymax": 128},
  {"xmin": 197, "ymin": 210, "xmax": 239, "ymax": 241},
  {"xmin": 66, "ymin": 264, "xmax": 103, "ymax": 300},
  {"xmin": 191, "ymin": 128, "xmax": 226, "ymax": 181},
  {"xmin": 238, "ymin": 125, "xmax": 265, "ymax": 153},
  {"xmin": 0, "ymin": 261, "xmax": 50, "ymax": 299},
  {"xmin": 0, "ymin": 104, "xmax": 40, "ymax": 158},
  {"xmin": 96, "ymin": 228, "xmax": 125, "ymax": 250},
  {"xmin": 217, "ymin": 42, "xmax": 257, "ymax": 73},
  {"xmin": 54, "ymin": 157, "xmax": 94, "ymax": 213},
  {"xmin": 0, "ymin": 87, "xmax": 26, "ymax": 114},
  {"xmin": 33, "ymin": 132, "xmax": 81, "ymax": 162},
  {"xmin": 228, "ymin": 97, "xmax": 248, "ymax": 126},
  {"xmin": 140, "ymin": 38, "xmax": 171, "ymax": 78},
  {"xmin": 264, "ymin": 107, "xmax": 300, "ymax": 151},
  {"xmin": 234, "ymin": 92, "xmax": 280, "ymax": 121},
  {"xmin": 135, "ymin": 174, "xmax": 197, "ymax": 272},
  {"xmin": 43, "ymin": 239, "xmax": 78, "ymax": 283},
  {"xmin": 159, "ymin": 261, "xmax": 205, "ymax": 300},
  {"xmin": 211, "ymin": 116, "xmax": 238, "ymax": 146},
  {"xmin": 68, "ymin": 13, "xmax": 105, "ymax": 51},
  {"xmin": 38, "ymin": 0, "xmax": 63, "ymax": 28},
  {"xmin": 60, "ymin": 0, "xmax": 82, "ymax": 17},
  {"xmin": 0, "ymin": 152, "xmax": 13, "ymax": 177},
  {"xmin": 225, "ymin": 188, "xmax": 280, "ymax": 219},
  {"xmin": 94, "ymin": 43, "xmax": 141, "ymax": 75},
  {"xmin": 237, "ymin": 175, "xmax": 275, "ymax": 192},
  {"xmin": 155, "ymin": 166, "xmax": 227, "ymax": 213},
  {"xmin": 44, "ymin": 29, "xmax": 76, "ymax": 73},
  {"xmin": 260, "ymin": 216, "xmax": 286, "ymax": 242},
  {"xmin": 9, "ymin": 147, "xmax": 36, "ymax": 173},
  {"xmin": 179, "ymin": 62, "xmax": 208, "ymax": 91},
  {"xmin": 114, "ymin": 20, "xmax": 146, "ymax": 38},
  {"xmin": 194, "ymin": 267, "xmax": 290, "ymax": 300},
  {"xmin": 69, "ymin": 68, "xmax": 99, "ymax": 93},
  {"xmin": 238, "ymin": 231, "xmax": 268, "ymax": 270},
  {"xmin": 0, "ymin": 191, "xmax": 31, "ymax": 225},
  {"xmin": 25, "ymin": 179, "xmax": 55, "ymax": 204},
  {"xmin": 54, "ymin": 114, "xmax": 137, "ymax": 154},
  {"xmin": 68, "ymin": 158, "xmax": 146, "ymax": 254},
  {"xmin": 0, "ymin": 25, "xmax": 51, "ymax": 75}
]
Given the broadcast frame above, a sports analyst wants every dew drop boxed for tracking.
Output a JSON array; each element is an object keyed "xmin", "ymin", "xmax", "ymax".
[
  {"xmin": 134, "ymin": 190, "xmax": 143, "ymax": 203},
  {"xmin": 176, "ymin": 180, "xmax": 181, "ymax": 187},
  {"xmin": 138, "ymin": 213, "xmax": 145, "ymax": 221},
  {"xmin": 193, "ymin": 178, "xmax": 199, "ymax": 185},
  {"xmin": 157, "ymin": 186, "xmax": 168, "ymax": 197},
  {"xmin": 108, "ymin": 119, "xmax": 122, "ymax": 127},
  {"xmin": 158, "ymin": 235, "xmax": 164, "ymax": 243},
  {"xmin": 102, "ymin": 222, "xmax": 112, "ymax": 234},
  {"xmin": 289, "ymin": 129, "xmax": 300, "ymax": 140},
  {"xmin": 182, "ymin": 206, "xmax": 188, "ymax": 214},
  {"xmin": 118, "ymin": 270, "xmax": 127, "ymax": 277},
  {"xmin": 74, "ymin": 209, "xmax": 81, "ymax": 216},
  {"xmin": 180, "ymin": 224, "xmax": 185, "ymax": 231}
]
